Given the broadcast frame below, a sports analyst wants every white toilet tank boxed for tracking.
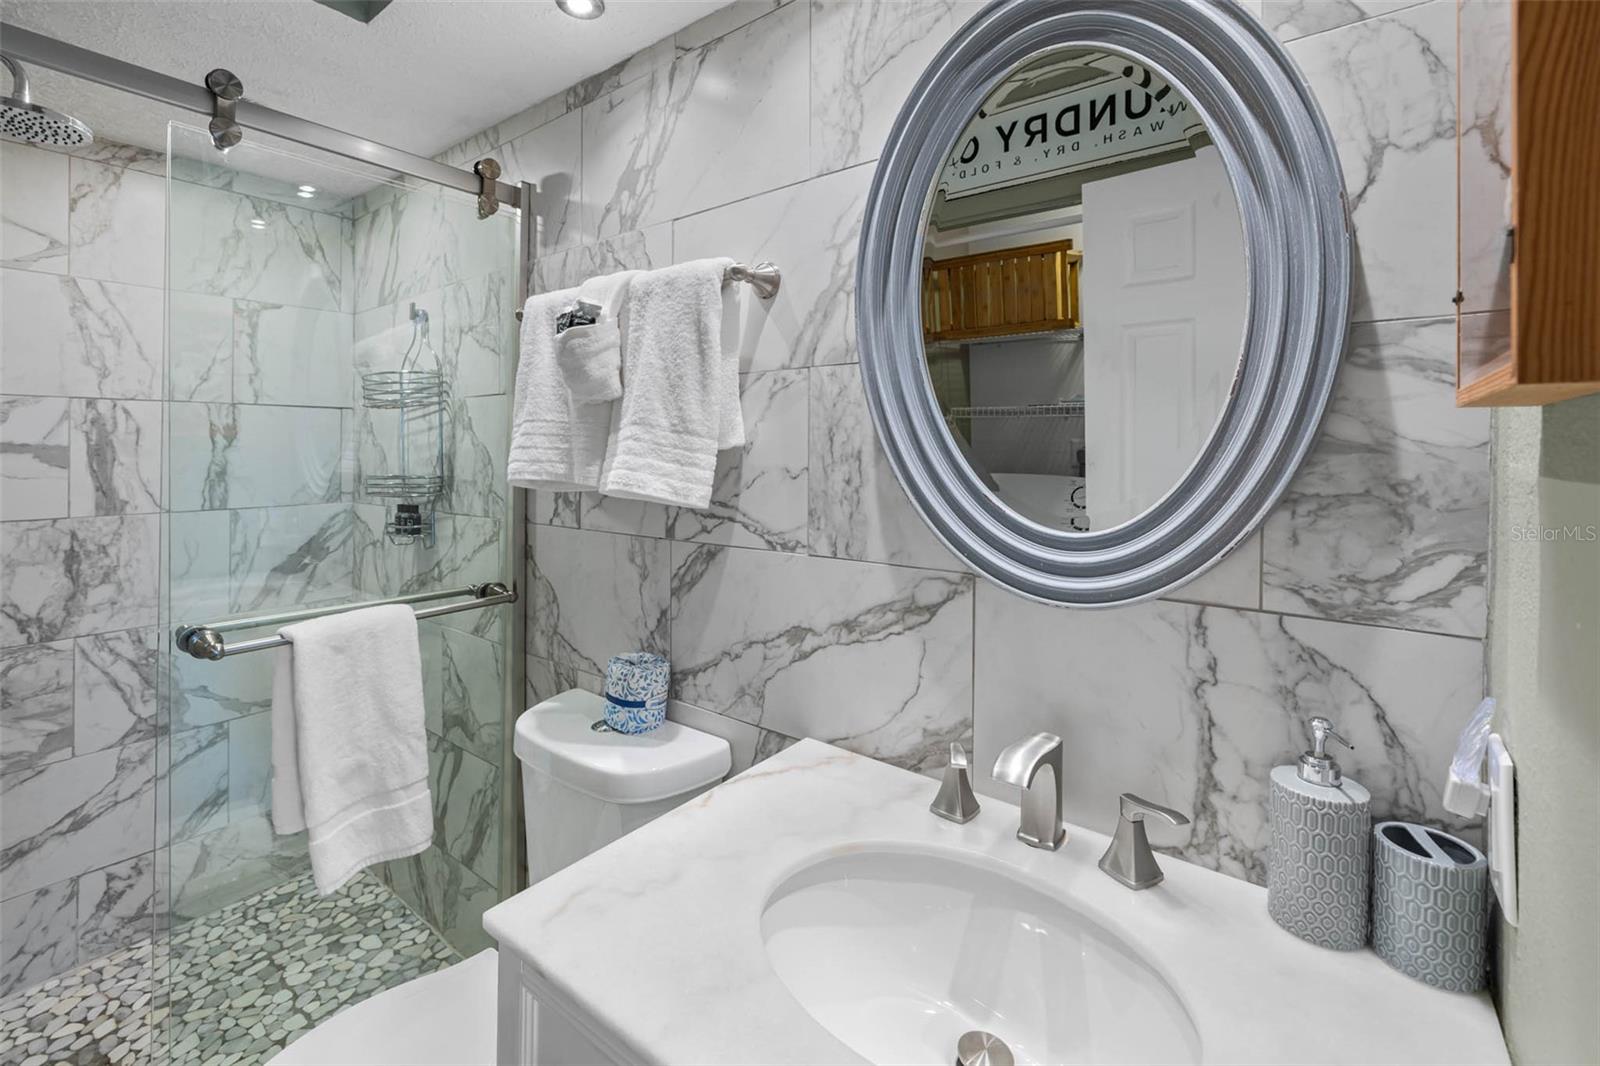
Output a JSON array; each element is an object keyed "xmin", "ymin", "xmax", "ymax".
[{"xmin": 514, "ymin": 689, "xmax": 732, "ymax": 885}]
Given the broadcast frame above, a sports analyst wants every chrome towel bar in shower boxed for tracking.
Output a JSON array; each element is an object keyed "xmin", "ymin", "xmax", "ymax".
[
  {"xmin": 513, "ymin": 259, "xmax": 781, "ymax": 321},
  {"xmin": 174, "ymin": 582, "xmax": 517, "ymax": 661}
]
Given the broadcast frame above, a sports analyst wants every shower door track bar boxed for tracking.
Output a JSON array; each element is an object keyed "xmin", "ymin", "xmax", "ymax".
[
  {"xmin": 174, "ymin": 582, "xmax": 517, "ymax": 661},
  {"xmin": 0, "ymin": 23, "xmax": 522, "ymax": 209}
]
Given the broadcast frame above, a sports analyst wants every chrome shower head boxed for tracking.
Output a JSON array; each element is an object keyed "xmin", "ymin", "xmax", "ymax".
[{"xmin": 1, "ymin": 54, "xmax": 92, "ymax": 147}]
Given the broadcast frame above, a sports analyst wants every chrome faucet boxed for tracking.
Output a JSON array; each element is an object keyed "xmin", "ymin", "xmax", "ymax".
[
  {"xmin": 1098, "ymin": 793, "xmax": 1190, "ymax": 889},
  {"xmin": 991, "ymin": 733, "xmax": 1065, "ymax": 850}
]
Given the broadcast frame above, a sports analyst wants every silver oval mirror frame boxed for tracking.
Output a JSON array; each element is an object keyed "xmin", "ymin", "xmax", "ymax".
[{"xmin": 857, "ymin": 0, "xmax": 1351, "ymax": 606}]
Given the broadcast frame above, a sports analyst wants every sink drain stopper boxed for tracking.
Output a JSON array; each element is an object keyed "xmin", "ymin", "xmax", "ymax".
[{"xmin": 956, "ymin": 1030, "xmax": 1014, "ymax": 1066}]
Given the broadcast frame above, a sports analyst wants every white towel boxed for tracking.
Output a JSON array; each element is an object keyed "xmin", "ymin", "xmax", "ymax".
[
  {"xmin": 557, "ymin": 270, "xmax": 639, "ymax": 406},
  {"xmin": 270, "ymin": 604, "xmax": 433, "ymax": 896},
  {"xmin": 599, "ymin": 258, "xmax": 743, "ymax": 508},
  {"xmin": 507, "ymin": 287, "xmax": 609, "ymax": 492}
]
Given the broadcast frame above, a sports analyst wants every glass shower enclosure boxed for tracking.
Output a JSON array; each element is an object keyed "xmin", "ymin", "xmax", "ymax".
[{"xmin": 158, "ymin": 122, "xmax": 520, "ymax": 1064}]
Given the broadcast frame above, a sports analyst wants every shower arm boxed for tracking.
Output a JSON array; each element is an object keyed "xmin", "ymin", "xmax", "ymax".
[{"xmin": 1, "ymin": 55, "xmax": 31, "ymax": 104}]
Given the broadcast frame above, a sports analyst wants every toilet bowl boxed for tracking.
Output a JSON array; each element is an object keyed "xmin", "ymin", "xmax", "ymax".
[{"xmin": 269, "ymin": 688, "xmax": 731, "ymax": 1065}]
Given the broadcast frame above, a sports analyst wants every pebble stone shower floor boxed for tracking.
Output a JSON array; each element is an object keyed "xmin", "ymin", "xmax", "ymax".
[{"xmin": 0, "ymin": 871, "xmax": 459, "ymax": 1066}]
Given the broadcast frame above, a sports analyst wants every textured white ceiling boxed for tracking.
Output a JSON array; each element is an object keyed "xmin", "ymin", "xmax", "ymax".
[{"xmin": 1, "ymin": 0, "xmax": 733, "ymax": 158}]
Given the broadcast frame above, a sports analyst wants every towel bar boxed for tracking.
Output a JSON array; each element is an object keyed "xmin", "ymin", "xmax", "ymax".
[
  {"xmin": 174, "ymin": 582, "xmax": 516, "ymax": 661},
  {"xmin": 513, "ymin": 259, "xmax": 780, "ymax": 321}
]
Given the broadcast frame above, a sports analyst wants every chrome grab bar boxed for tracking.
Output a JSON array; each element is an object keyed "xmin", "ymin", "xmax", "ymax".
[{"xmin": 174, "ymin": 581, "xmax": 516, "ymax": 661}]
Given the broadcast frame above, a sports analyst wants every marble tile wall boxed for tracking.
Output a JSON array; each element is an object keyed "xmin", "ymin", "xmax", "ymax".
[
  {"xmin": 0, "ymin": 136, "xmax": 374, "ymax": 997},
  {"xmin": 432, "ymin": 0, "xmax": 1492, "ymax": 884},
  {"xmin": 348, "ymin": 180, "xmax": 517, "ymax": 952}
]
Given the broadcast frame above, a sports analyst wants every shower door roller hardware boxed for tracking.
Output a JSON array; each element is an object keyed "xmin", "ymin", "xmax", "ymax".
[
  {"xmin": 475, "ymin": 157, "xmax": 503, "ymax": 219},
  {"xmin": 206, "ymin": 68, "xmax": 244, "ymax": 150}
]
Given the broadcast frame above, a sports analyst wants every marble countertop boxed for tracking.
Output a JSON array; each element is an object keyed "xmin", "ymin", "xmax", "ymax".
[{"xmin": 484, "ymin": 740, "xmax": 1509, "ymax": 1066}]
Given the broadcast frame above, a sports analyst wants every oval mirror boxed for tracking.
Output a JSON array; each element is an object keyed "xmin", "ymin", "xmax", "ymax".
[{"xmin": 858, "ymin": 0, "xmax": 1351, "ymax": 606}]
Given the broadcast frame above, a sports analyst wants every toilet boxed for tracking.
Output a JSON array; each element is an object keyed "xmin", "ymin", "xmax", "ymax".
[
  {"xmin": 270, "ymin": 689, "xmax": 731, "ymax": 1065},
  {"xmin": 516, "ymin": 687, "xmax": 732, "ymax": 886}
]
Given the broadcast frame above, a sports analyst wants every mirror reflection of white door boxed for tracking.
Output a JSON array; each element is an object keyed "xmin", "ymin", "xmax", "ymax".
[{"xmin": 1081, "ymin": 146, "xmax": 1246, "ymax": 530}]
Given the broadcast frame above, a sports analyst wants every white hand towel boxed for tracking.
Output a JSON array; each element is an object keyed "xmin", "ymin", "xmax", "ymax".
[
  {"xmin": 270, "ymin": 604, "xmax": 433, "ymax": 896},
  {"xmin": 557, "ymin": 270, "xmax": 639, "ymax": 406},
  {"xmin": 599, "ymin": 258, "xmax": 742, "ymax": 509},
  {"xmin": 507, "ymin": 287, "xmax": 609, "ymax": 491}
]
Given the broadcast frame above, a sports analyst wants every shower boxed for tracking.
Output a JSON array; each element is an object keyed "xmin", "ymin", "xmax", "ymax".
[{"xmin": 0, "ymin": 53, "xmax": 93, "ymax": 146}]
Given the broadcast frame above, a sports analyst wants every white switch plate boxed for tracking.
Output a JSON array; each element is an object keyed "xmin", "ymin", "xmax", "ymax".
[{"xmin": 1486, "ymin": 733, "xmax": 1517, "ymax": 926}]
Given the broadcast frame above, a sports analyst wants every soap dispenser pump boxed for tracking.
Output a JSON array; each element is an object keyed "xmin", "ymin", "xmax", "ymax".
[{"xmin": 1266, "ymin": 716, "xmax": 1372, "ymax": 950}]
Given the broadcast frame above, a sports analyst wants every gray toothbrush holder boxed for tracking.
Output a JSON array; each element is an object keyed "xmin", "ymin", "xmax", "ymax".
[{"xmin": 1372, "ymin": 821, "xmax": 1490, "ymax": 992}]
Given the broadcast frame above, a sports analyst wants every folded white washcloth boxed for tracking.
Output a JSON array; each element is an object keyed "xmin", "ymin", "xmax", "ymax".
[
  {"xmin": 507, "ymin": 286, "xmax": 607, "ymax": 492},
  {"xmin": 599, "ymin": 258, "xmax": 742, "ymax": 509},
  {"xmin": 270, "ymin": 604, "xmax": 433, "ymax": 896},
  {"xmin": 557, "ymin": 270, "xmax": 639, "ymax": 406}
]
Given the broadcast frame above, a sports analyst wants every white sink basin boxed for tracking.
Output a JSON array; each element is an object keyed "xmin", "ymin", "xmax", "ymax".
[{"xmin": 761, "ymin": 846, "xmax": 1201, "ymax": 1066}]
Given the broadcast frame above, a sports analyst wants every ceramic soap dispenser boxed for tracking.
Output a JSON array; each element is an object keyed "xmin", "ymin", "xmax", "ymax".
[{"xmin": 1266, "ymin": 716, "xmax": 1371, "ymax": 950}]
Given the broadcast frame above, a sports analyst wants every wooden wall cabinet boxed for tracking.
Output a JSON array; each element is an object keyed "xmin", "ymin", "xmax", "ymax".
[{"xmin": 1457, "ymin": 0, "xmax": 1600, "ymax": 406}]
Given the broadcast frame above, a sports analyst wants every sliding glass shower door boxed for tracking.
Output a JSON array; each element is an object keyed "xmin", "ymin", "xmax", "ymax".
[{"xmin": 158, "ymin": 122, "xmax": 518, "ymax": 1064}]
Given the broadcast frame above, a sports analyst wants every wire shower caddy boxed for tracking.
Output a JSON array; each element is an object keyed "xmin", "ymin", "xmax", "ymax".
[{"xmin": 360, "ymin": 303, "xmax": 448, "ymax": 546}]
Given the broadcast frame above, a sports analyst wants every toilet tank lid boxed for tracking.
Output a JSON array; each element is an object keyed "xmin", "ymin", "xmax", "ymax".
[{"xmin": 514, "ymin": 689, "xmax": 732, "ymax": 804}]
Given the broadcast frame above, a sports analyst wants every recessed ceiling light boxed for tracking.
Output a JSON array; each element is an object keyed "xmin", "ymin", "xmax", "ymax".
[
  {"xmin": 555, "ymin": 0, "xmax": 604, "ymax": 20},
  {"xmin": 297, "ymin": 185, "xmax": 317, "ymax": 198},
  {"xmin": 249, "ymin": 218, "xmax": 267, "ymax": 229}
]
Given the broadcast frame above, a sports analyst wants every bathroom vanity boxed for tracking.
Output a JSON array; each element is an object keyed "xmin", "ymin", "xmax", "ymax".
[{"xmin": 484, "ymin": 741, "xmax": 1508, "ymax": 1066}]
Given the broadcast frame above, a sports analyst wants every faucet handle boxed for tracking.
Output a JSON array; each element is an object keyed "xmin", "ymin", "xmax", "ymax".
[
  {"xmin": 1118, "ymin": 792, "xmax": 1190, "ymax": 827},
  {"xmin": 930, "ymin": 742, "xmax": 980, "ymax": 824}
]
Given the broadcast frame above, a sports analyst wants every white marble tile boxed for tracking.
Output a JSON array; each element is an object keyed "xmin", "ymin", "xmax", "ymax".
[
  {"xmin": 1263, "ymin": 317, "xmax": 1490, "ymax": 637},
  {"xmin": 0, "ymin": 514, "xmax": 160, "ymax": 646},
  {"xmin": 167, "ymin": 814, "xmax": 307, "ymax": 922},
  {"xmin": 168, "ymin": 403, "xmax": 344, "ymax": 511},
  {"xmin": 351, "ymin": 182, "xmax": 507, "ymax": 313},
  {"xmin": 63, "ymin": 141, "xmax": 165, "ymax": 177},
  {"xmin": 168, "ymin": 290, "xmax": 234, "ymax": 403},
  {"xmin": 809, "ymin": 1, "xmax": 982, "ymax": 176},
  {"xmin": 676, "ymin": 1, "xmax": 792, "ymax": 52},
  {"xmin": 167, "ymin": 509, "xmax": 232, "ymax": 624},
  {"xmin": 75, "ymin": 852, "xmax": 154, "ymax": 960},
  {"xmin": 73, "ymin": 628, "xmax": 157, "ymax": 755},
  {"xmin": 806, "ymin": 363, "xmax": 963, "ymax": 571},
  {"xmin": 1, "ymin": 141, "xmax": 69, "ymax": 274},
  {"xmin": 0, "ymin": 268, "xmax": 163, "ymax": 400},
  {"xmin": 574, "ymin": 493, "xmax": 669, "ymax": 539},
  {"xmin": 0, "ymin": 641, "xmax": 74, "ymax": 774},
  {"xmin": 0, "ymin": 740, "xmax": 156, "ymax": 899},
  {"xmin": 439, "ymin": 627, "xmax": 504, "ymax": 766},
  {"xmin": 1457, "ymin": 0, "xmax": 1513, "ymax": 315},
  {"xmin": 429, "ymin": 734, "xmax": 500, "ymax": 886},
  {"xmin": 67, "ymin": 158, "xmax": 164, "ymax": 287},
  {"xmin": 581, "ymin": 0, "xmax": 809, "ymax": 240},
  {"xmin": 169, "ymin": 181, "xmax": 348, "ymax": 312},
  {"xmin": 446, "ymin": 394, "xmax": 510, "ymax": 519},
  {"xmin": 0, "ymin": 878, "xmax": 76, "ymax": 998},
  {"xmin": 665, "ymin": 369, "xmax": 808, "ymax": 552},
  {"xmin": 170, "ymin": 642, "xmax": 273, "ymax": 733},
  {"xmin": 673, "ymin": 163, "xmax": 871, "ymax": 371},
  {"xmin": 973, "ymin": 584, "xmax": 1483, "ymax": 883},
  {"xmin": 233, "ymin": 301, "xmax": 353, "ymax": 406},
  {"xmin": 226, "ymin": 712, "xmax": 273, "ymax": 821},
  {"xmin": 1285, "ymin": 0, "xmax": 1457, "ymax": 323},
  {"xmin": 1259, "ymin": 0, "xmax": 1430, "ymax": 42},
  {"xmin": 669, "ymin": 543, "xmax": 974, "ymax": 772},
  {"xmin": 228, "ymin": 503, "xmax": 356, "ymax": 615},
  {"xmin": 0, "ymin": 396, "xmax": 69, "ymax": 521},
  {"xmin": 1164, "ymin": 531, "xmax": 1263, "ymax": 610},
  {"xmin": 68, "ymin": 399, "xmax": 161, "ymax": 516},
  {"xmin": 443, "ymin": 271, "xmax": 515, "ymax": 398},
  {"xmin": 667, "ymin": 696, "xmax": 797, "ymax": 776},
  {"xmin": 530, "ymin": 525, "xmax": 670, "ymax": 676},
  {"xmin": 498, "ymin": 110, "xmax": 583, "ymax": 258},
  {"xmin": 377, "ymin": 841, "xmax": 496, "ymax": 955},
  {"xmin": 167, "ymin": 724, "xmax": 230, "ymax": 845},
  {"xmin": 530, "ymin": 224, "xmax": 672, "ymax": 294},
  {"xmin": 524, "ymin": 653, "xmax": 603, "ymax": 709}
]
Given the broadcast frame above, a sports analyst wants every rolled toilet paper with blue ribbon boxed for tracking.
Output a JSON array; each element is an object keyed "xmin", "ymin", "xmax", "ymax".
[{"xmin": 602, "ymin": 652, "xmax": 669, "ymax": 734}]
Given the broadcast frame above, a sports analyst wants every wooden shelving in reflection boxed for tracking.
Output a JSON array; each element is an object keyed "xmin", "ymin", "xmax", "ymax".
[{"xmin": 923, "ymin": 240, "xmax": 1082, "ymax": 343}]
